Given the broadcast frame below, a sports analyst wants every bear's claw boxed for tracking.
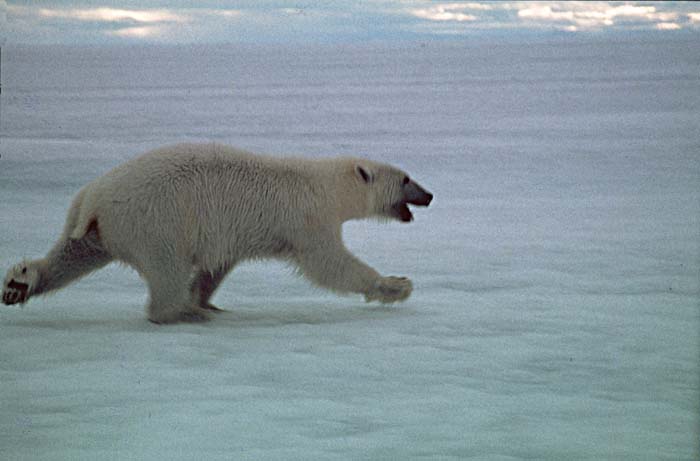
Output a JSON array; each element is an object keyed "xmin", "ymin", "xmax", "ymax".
[
  {"xmin": 200, "ymin": 302, "xmax": 226, "ymax": 312},
  {"xmin": 2, "ymin": 279, "xmax": 29, "ymax": 305}
]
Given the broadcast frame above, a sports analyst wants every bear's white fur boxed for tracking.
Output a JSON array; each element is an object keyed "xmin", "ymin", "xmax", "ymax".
[{"xmin": 2, "ymin": 144, "xmax": 432, "ymax": 323}]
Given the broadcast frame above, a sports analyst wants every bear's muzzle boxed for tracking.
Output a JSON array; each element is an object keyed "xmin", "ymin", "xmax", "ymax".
[{"xmin": 393, "ymin": 180, "xmax": 433, "ymax": 222}]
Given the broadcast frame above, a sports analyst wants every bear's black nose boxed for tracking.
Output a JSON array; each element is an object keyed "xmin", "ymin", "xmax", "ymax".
[
  {"xmin": 404, "ymin": 180, "xmax": 432, "ymax": 207},
  {"xmin": 407, "ymin": 193, "xmax": 432, "ymax": 207}
]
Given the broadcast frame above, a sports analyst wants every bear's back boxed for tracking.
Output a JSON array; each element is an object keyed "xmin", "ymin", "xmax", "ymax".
[{"xmin": 73, "ymin": 144, "xmax": 330, "ymax": 267}]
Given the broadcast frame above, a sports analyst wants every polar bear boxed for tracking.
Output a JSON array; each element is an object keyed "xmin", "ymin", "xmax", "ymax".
[{"xmin": 2, "ymin": 144, "xmax": 432, "ymax": 323}]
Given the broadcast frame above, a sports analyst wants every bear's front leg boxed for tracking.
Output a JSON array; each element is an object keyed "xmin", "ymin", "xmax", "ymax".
[{"xmin": 294, "ymin": 229, "xmax": 412, "ymax": 303}]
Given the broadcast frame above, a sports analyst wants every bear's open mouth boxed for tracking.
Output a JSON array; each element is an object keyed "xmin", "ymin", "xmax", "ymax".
[
  {"xmin": 391, "ymin": 188, "xmax": 433, "ymax": 223},
  {"xmin": 392, "ymin": 202, "xmax": 414, "ymax": 222}
]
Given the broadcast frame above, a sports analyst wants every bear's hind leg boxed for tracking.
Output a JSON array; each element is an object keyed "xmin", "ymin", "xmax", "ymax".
[
  {"xmin": 2, "ymin": 221, "xmax": 112, "ymax": 305},
  {"xmin": 190, "ymin": 266, "xmax": 232, "ymax": 311},
  {"xmin": 143, "ymin": 262, "xmax": 210, "ymax": 324}
]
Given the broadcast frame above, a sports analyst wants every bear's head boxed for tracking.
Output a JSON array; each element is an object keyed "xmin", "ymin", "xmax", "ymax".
[{"xmin": 353, "ymin": 161, "xmax": 433, "ymax": 223}]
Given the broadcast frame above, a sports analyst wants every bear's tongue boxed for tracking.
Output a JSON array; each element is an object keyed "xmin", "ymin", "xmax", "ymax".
[{"xmin": 393, "ymin": 202, "xmax": 413, "ymax": 222}]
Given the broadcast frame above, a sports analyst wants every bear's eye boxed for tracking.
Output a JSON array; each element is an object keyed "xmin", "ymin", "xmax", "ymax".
[{"xmin": 402, "ymin": 176, "xmax": 410, "ymax": 186}]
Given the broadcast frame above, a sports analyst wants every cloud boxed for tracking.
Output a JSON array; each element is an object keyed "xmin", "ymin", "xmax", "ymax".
[
  {"xmin": 515, "ymin": 2, "xmax": 681, "ymax": 30},
  {"xmin": 7, "ymin": 5, "xmax": 244, "ymax": 42},
  {"xmin": 107, "ymin": 25, "xmax": 170, "ymax": 38},
  {"xmin": 4, "ymin": 1, "xmax": 700, "ymax": 44},
  {"xmin": 655, "ymin": 22, "xmax": 681, "ymax": 31},
  {"xmin": 36, "ymin": 7, "xmax": 187, "ymax": 24},
  {"xmin": 410, "ymin": 4, "xmax": 477, "ymax": 22},
  {"xmin": 404, "ymin": 1, "xmax": 699, "ymax": 34}
]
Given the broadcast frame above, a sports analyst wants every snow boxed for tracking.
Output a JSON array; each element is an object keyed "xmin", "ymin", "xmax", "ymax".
[{"xmin": 1, "ymin": 38, "xmax": 699, "ymax": 459}]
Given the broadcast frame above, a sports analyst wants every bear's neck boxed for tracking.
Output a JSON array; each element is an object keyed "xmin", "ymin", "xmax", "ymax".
[
  {"xmin": 337, "ymin": 180, "xmax": 368, "ymax": 223},
  {"xmin": 310, "ymin": 158, "xmax": 369, "ymax": 223}
]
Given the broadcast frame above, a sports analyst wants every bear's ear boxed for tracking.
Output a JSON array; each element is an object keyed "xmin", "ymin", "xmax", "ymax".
[{"xmin": 355, "ymin": 165, "xmax": 373, "ymax": 184}]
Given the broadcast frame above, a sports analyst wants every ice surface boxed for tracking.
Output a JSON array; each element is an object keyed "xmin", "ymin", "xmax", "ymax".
[{"xmin": 1, "ymin": 39, "xmax": 699, "ymax": 459}]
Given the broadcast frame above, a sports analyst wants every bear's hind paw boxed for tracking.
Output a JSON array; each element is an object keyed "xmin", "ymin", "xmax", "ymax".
[
  {"xmin": 2, "ymin": 262, "xmax": 38, "ymax": 306},
  {"xmin": 148, "ymin": 307, "xmax": 212, "ymax": 324},
  {"xmin": 2, "ymin": 279, "xmax": 29, "ymax": 305},
  {"xmin": 179, "ymin": 310, "xmax": 212, "ymax": 323}
]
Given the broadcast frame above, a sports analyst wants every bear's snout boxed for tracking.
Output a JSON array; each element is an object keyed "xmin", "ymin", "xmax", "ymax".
[
  {"xmin": 405, "ymin": 180, "xmax": 433, "ymax": 207},
  {"xmin": 391, "ymin": 180, "xmax": 432, "ymax": 223}
]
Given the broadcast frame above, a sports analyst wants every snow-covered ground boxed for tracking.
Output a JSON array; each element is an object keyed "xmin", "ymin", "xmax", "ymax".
[{"xmin": 1, "ymin": 38, "xmax": 698, "ymax": 460}]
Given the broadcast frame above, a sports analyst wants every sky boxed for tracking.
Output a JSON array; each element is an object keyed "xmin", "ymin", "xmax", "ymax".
[{"xmin": 2, "ymin": 1, "xmax": 700, "ymax": 44}]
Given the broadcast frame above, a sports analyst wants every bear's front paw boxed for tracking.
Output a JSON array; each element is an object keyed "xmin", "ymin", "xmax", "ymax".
[
  {"xmin": 365, "ymin": 276, "xmax": 413, "ymax": 304},
  {"xmin": 2, "ymin": 262, "xmax": 38, "ymax": 306}
]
